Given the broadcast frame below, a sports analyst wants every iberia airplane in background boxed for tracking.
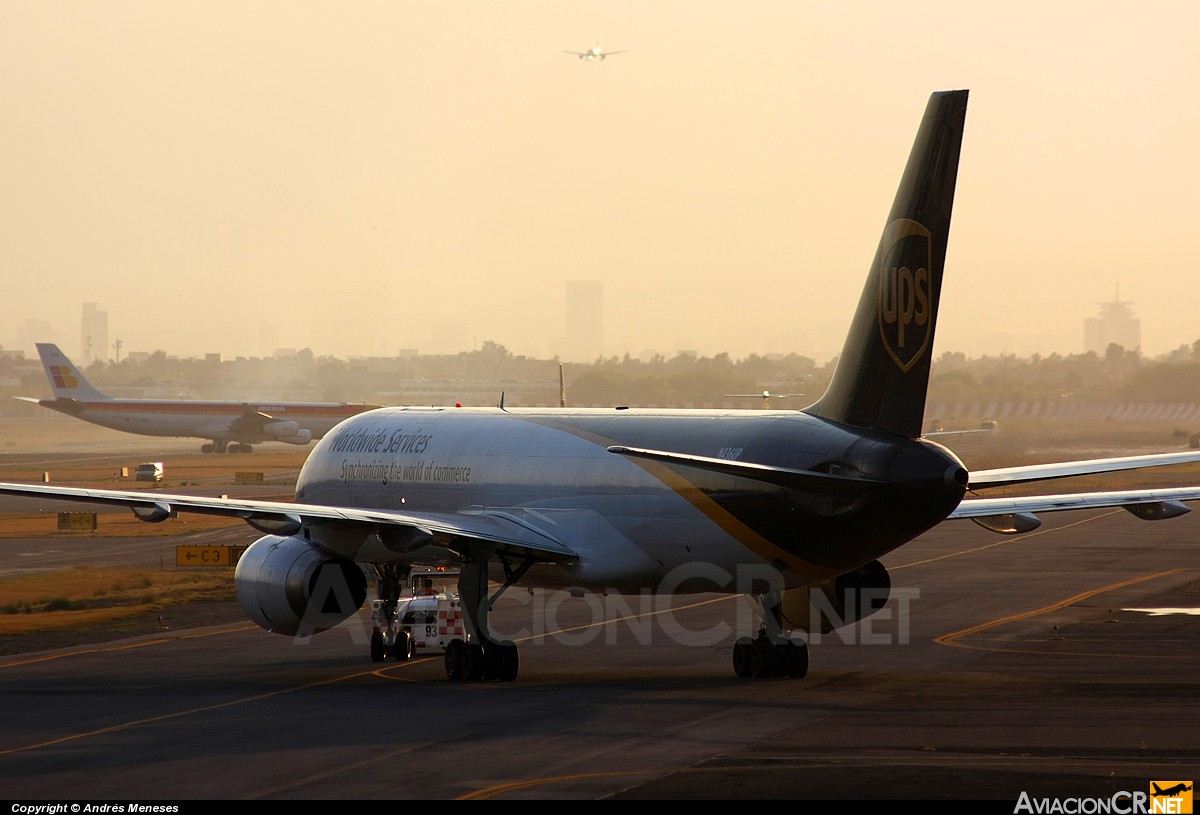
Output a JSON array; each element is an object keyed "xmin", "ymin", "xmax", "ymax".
[
  {"xmin": 16, "ymin": 343, "xmax": 381, "ymax": 454},
  {"xmin": 5, "ymin": 90, "xmax": 1200, "ymax": 685}
]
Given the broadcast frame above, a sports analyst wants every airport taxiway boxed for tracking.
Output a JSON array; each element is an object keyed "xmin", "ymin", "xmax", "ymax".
[{"xmin": 1, "ymin": 505, "xmax": 1197, "ymax": 801}]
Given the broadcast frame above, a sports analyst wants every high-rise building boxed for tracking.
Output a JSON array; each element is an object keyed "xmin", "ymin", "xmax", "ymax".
[
  {"xmin": 1084, "ymin": 287, "xmax": 1140, "ymax": 355},
  {"xmin": 565, "ymin": 280, "xmax": 603, "ymax": 362},
  {"xmin": 16, "ymin": 318, "xmax": 53, "ymax": 353},
  {"xmin": 81, "ymin": 303, "xmax": 109, "ymax": 364}
]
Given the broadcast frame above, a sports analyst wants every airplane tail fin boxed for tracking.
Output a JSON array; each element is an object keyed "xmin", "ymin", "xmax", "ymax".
[
  {"xmin": 35, "ymin": 343, "xmax": 110, "ymax": 401},
  {"xmin": 805, "ymin": 90, "xmax": 967, "ymax": 438}
]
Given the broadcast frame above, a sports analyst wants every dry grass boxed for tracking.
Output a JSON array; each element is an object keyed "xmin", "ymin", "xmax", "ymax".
[
  {"xmin": 0, "ymin": 511, "xmax": 248, "ymax": 538},
  {"xmin": 0, "ymin": 566, "xmax": 236, "ymax": 634}
]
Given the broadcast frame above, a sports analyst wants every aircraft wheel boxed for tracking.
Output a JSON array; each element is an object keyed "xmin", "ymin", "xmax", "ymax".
[
  {"xmin": 784, "ymin": 640, "xmax": 809, "ymax": 679},
  {"xmin": 750, "ymin": 636, "xmax": 776, "ymax": 679},
  {"xmin": 370, "ymin": 631, "xmax": 385, "ymax": 663},
  {"xmin": 496, "ymin": 643, "xmax": 519, "ymax": 682},
  {"xmin": 732, "ymin": 637, "xmax": 754, "ymax": 678},
  {"xmin": 393, "ymin": 630, "xmax": 413, "ymax": 662},
  {"xmin": 201, "ymin": 444, "xmax": 214, "ymax": 454},
  {"xmin": 480, "ymin": 646, "xmax": 500, "ymax": 681},
  {"xmin": 463, "ymin": 643, "xmax": 485, "ymax": 681},
  {"xmin": 445, "ymin": 639, "xmax": 467, "ymax": 681}
]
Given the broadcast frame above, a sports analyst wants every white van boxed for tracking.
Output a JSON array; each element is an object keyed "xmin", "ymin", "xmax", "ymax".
[{"xmin": 134, "ymin": 462, "xmax": 164, "ymax": 482}]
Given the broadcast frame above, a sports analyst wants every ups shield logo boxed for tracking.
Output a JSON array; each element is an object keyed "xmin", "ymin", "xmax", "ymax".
[{"xmin": 877, "ymin": 219, "xmax": 934, "ymax": 372}]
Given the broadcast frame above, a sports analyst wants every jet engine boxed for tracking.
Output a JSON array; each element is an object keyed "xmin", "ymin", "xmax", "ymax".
[
  {"xmin": 263, "ymin": 420, "xmax": 312, "ymax": 444},
  {"xmin": 778, "ymin": 559, "xmax": 891, "ymax": 634},
  {"xmin": 234, "ymin": 534, "xmax": 370, "ymax": 636}
]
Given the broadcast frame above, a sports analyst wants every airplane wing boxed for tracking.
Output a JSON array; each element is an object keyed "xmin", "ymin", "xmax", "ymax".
[
  {"xmin": 228, "ymin": 404, "xmax": 279, "ymax": 432},
  {"xmin": 951, "ymin": 486, "xmax": 1200, "ymax": 519},
  {"xmin": 949, "ymin": 450, "xmax": 1200, "ymax": 533},
  {"xmin": 949, "ymin": 486, "xmax": 1200, "ymax": 534},
  {"xmin": 0, "ymin": 482, "xmax": 578, "ymax": 564}
]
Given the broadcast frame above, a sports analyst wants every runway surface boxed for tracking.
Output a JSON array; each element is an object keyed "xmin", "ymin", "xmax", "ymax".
[
  {"xmin": 1, "ymin": 421, "xmax": 1198, "ymax": 801},
  {"xmin": 1, "ymin": 505, "xmax": 1197, "ymax": 801}
]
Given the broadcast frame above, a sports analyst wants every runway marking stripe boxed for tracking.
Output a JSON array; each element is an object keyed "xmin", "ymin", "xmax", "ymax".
[
  {"xmin": 0, "ymin": 657, "xmax": 385, "ymax": 757},
  {"xmin": 892, "ymin": 510, "xmax": 1122, "ymax": 571},
  {"xmin": 0, "ymin": 624, "xmax": 258, "ymax": 670},
  {"xmin": 935, "ymin": 568, "xmax": 1186, "ymax": 649}
]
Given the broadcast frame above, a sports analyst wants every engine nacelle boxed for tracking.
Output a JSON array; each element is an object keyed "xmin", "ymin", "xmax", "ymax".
[
  {"xmin": 276, "ymin": 429, "xmax": 313, "ymax": 445},
  {"xmin": 234, "ymin": 534, "xmax": 370, "ymax": 636},
  {"xmin": 263, "ymin": 420, "xmax": 301, "ymax": 438},
  {"xmin": 778, "ymin": 559, "xmax": 892, "ymax": 635}
]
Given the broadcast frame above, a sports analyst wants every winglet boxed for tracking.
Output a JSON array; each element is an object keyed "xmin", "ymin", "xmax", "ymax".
[{"xmin": 805, "ymin": 90, "xmax": 968, "ymax": 437}]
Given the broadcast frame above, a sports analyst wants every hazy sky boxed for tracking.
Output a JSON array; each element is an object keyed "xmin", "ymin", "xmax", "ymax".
[{"xmin": 3, "ymin": 2, "xmax": 1199, "ymax": 365}]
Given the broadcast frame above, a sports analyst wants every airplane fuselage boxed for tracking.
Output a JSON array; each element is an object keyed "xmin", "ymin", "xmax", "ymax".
[
  {"xmin": 296, "ymin": 406, "xmax": 968, "ymax": 593},
  {"xmin": 37, "ymin": 397, "xmax": 375, "ymax": 444}
]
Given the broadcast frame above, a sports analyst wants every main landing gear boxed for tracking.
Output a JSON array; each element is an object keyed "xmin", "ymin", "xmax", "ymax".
[
  {"xmin": 443, "ymin": 544, "xmax": 532, "ymax": 683},
  {"xmin": 200, "ymin": 441, "xmax": 254, "ymax": 454},
  {"xmin": 732, "ymin": 593, "xmax": 809, "ymax": 680},
  {"xmin": 370, "ymin": 563, "xmax": 411, "ymax": 664}
]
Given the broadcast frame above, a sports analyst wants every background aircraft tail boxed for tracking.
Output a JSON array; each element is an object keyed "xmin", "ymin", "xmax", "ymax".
[
  {"xmin": 805, "ymin": 90, "xmax": 967, "ymax": 438},
  {"xmin": 35, "ymin": 343, "xmax": 110, "ymax": 402}
]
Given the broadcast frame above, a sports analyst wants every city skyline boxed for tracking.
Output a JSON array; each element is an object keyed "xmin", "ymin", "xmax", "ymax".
[{"xmin": 0, "ymin": 285, "xmax": 1171, "ymax": 364}]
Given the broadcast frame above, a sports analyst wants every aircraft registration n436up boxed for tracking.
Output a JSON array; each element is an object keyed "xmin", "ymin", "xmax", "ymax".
[
  {"xmin": 17, "ymin": 343, "xmax": 381, "ymax": 454},
  {"xmin": 6, "ymin": 89, "xmax": 1200, "ymax": 683}
]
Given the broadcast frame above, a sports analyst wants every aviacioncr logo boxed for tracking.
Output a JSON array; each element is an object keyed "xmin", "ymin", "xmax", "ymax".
[{"xmin": 877, "ymin": 219, "xmax": 934, "ymax": 372}]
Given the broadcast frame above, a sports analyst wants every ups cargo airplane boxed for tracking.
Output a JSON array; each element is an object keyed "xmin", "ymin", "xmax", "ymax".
[
  {"xmin": 5, "ymin": 89, "xmax": 1200, "ymax": 683},
  {"xmin": 17, "ymin": 343, "xmax": 382, "ymax": 453}
]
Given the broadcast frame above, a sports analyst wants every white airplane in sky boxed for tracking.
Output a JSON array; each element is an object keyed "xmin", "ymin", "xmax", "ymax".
[
  {"xmin": 6, "ymin": 90, "xmax": 1200, "ymax": 685},
  {"xmin": 564, "ymin": 43, "xmax": 626, "ymax": 61},
  {"xmin": 17, "ymin": 343, "xmax": 381, "ymax": 454}
]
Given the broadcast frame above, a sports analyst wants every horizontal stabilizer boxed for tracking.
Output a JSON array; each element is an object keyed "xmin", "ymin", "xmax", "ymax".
[
  {"xmin": 607, "ymin": 445, "xmax": 886, "ymax": 493},
  {"xmin": 969, "ymin": 450, "xmax": 1200, "ymax": 490}
]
